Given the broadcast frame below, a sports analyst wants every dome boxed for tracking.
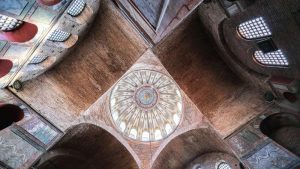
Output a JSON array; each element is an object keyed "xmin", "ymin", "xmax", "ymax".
[{"xmin": 109, "ymin": 69, "xmax": 183, "ymax": 142}]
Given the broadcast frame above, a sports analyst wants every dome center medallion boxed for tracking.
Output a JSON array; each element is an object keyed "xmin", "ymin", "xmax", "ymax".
[{"xmin": 135, "ymin": 86, "xmax": 158, "ymax": 109}]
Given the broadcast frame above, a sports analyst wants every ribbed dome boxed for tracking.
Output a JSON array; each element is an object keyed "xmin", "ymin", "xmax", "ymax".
[{"xmin": 109, "ymin": 69, "xmax": 183, "ymax": 142}]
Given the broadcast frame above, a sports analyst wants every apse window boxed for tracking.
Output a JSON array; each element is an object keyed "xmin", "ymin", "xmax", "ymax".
[
  {"xmin": 217, "ymin": 161, "xmax": 232, "ymax": 169},
  {"xmin": 238, "ymin": 17, "xmax": 271, "ymax": 40},
  {"xmin": 254, "ymin": 50, "xmax": 289, "ymax": 66}
]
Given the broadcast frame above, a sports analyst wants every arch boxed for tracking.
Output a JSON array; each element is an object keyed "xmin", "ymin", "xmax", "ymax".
[
  {"xmin": 186, "ymin": 152, "xmax": 242, "ymax": 169},
  {"xmin": 151, "ymin": 127, "xmax": 233, "ymax": 169},
  {"xmin": 0, "ymin": 59, "xmax": 13, "ymax": 78},
  {"xmin": 260, "ymin": 112, "xmax": 300, "ymax": 156},
  {"xmin": 36, "ymin": 123, "xmax": 139, "ymax": 169},
  {"xmin": 34, "ymin": 149, "xmax": 90, "ymax": 169},
  {"xmin": 36, "ymin": 0, "xmax": 62, "ymax": 6},
  {"xmin": 0, "ymin": 104, "xmax": 24, "ymax": 130},
  {"xmin": 0, "ymin": 22, "xmax": 38, "ymax": 43}
]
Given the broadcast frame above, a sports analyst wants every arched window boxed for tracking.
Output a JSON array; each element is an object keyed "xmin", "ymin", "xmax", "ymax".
[
  {"xmin": 217, "ymin": 161, "xmax": 232, "ymax": 169},
  {"xmin": 48, "ymin": 29, "xmax": 71, "ymax": 42},
  {"xmin": 254, "ymin": 50, "xmax": 289, "ymax": 66},
  {"xmin": 238, "ymin": 17, "xmax": 271, "ymax": 40},
  {"xmin": 29, "ymin": 55, "xmax": 49, "ymax": 64},
  {"xmin": 0, "ymin": 14, "xmax": 38, "ymax": 43},
  {"xmin": 67, "ymin": 0, "xmax": 86, "ymax": 17},
  {"xmin": 0, "ymin": 15, "xmax": 23, "ymax": 32}
]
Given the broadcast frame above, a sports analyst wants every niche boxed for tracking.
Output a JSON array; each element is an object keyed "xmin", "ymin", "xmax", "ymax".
[
  {"xmin": 260, "ymin": 113, "xmax": 300, "ymax": 156},
  {"xmin": 0, "ymin": 104, "xmax": 24, "ymax": 130}
]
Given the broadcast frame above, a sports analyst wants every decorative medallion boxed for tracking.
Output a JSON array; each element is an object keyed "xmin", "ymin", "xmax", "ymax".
[{"xmin": 109, "ymin": 70, "xmax": 183, "ymax": 142}]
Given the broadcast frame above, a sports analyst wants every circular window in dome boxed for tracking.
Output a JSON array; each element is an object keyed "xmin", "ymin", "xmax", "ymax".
[
  {"xmin": 216, "ymin": 161, "xmax": 232, "ymax": 169},
  {"xmin": 109, "ymin": 69, "xmax": 183, "ymax": 142}
]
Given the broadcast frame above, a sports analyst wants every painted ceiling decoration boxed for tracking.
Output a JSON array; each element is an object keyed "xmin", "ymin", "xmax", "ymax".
[{"xmin": 110, "ymin": 69, "xmax": 183, "ymax": 142}]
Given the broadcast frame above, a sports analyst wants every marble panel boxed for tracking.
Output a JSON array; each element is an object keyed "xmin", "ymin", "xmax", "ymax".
[
  {"xmin": 245, "ymin": 143, "xmax": 300, "ymax": 169},
  {"xmin": 0, "ymin": 131, "xmax": 41, "ymax": 169},
  {"xmin": 17, "ymin": 116, "xmax": 61, "ymax": 148},
  {"xmin": 227, "ymin": 127, "xmax": 266, "ymax": 157}
]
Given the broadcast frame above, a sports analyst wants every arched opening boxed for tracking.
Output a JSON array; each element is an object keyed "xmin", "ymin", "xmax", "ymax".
[
  {"xmin": 35, "ymin": 123, "xmax": 139, "ymax": 169},
  {"xmin": 260, "ymin": 113, "xmax": 300, "ymax": 156},
  {"xmin": 0, "ymin": 104, "xmax": 24, "ymax": 130},
  {"xmin": 0, "ymin": 59, "xmax": 13, "ymax": 78},
  {"xmin": 36, "ymin": 0, "xmax": 62, "ymax": 6},
  {"xmin": 34, "ymin": 149, "xmax": 90, "ymax": 169},
  {"xmin": 0, "ymin": 22, "xmax": 38, "ymax": 43},
  {"xmin": 152, "ymin": 128, "xmax": 235, "ymax": 169},
  {"xmin": 186, "ymin": 152, "xmax": 242, "ymax": 169}
]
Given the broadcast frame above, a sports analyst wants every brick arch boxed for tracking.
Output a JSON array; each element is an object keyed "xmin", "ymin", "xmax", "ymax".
[
  {"xmin": 151, "ymin": 127, "xmax": 233, "ymax": 169},
  {"xmin": 260, "ymin": 112, "xmax": 300, "ymax": 156},
  {"xmin": 37, "ymin": 123, "xmax": 140, "ymax": 169}
]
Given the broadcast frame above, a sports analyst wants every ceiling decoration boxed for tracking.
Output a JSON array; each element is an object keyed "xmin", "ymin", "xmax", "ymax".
[{"xmin": 109, "ymin": 69, "xmax": 183, "ymax": 142}]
